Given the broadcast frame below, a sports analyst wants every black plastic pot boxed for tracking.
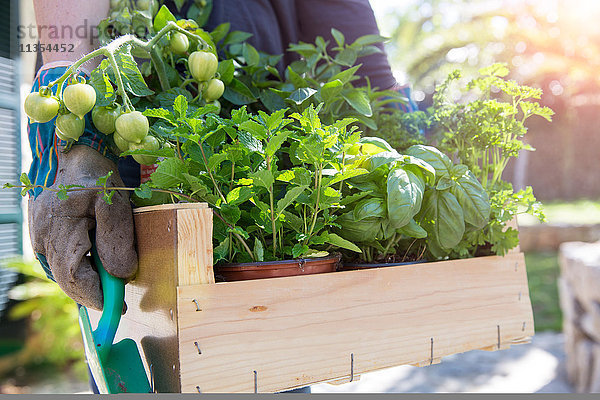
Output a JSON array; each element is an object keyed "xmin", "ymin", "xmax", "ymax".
[
  {"xmin": 338, "ymin": 259, "xmax": 428, "ymax": 271},
  {"xmin": 214, "ymin": 254, "xmax": 342, "ymax": 282}
]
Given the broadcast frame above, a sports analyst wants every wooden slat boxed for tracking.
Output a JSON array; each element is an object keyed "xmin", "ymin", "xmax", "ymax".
[
  {"xmin": 133, "ymin": 202, "xmax": 208, "ymax": 214},
  {"xmin": 176, "ymin": 208, "xmax": 214, "ymax": 286},
  {"xmin": 176, "ymin": 252, "xmax": 534, "ymax": 393}
]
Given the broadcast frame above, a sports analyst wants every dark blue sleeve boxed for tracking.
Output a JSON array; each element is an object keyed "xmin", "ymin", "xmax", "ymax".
[{"xmin": 295, "ymin": 0, "xmax": 397, "ymax": 90}]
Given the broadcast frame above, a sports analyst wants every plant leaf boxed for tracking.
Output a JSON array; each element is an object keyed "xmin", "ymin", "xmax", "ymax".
[
  {"xmin": 387, "ymin": 167, "xmax": 425, "ymax": 228},
  {"xmin": 217, "ymin": 59, "xmax": 235, "ymax": 84},
  {"xmin": 320, "ymin": 79, "xmax": 343, "ymax": 103},
  {"xmin": 253, "ymin": 238, "xmax": 264, "ymax": 262},
  {"xmin": 153, "ymin": 5, "xmax": 176, "ymax": 31},
  {"xmin": 113, "ymin": 44, "xmax": 154, "ymax": 97},
  {"xmin": 250, "ymin": 169, "xmax": 274, "ymax": 189},
  {"xmin": 150, "ymin": 158, "xmax": 187, "ymax": 188},
  {"xmin": 406, "ymin": 145, "xmax": 453, "ymax": 178},
  {"xmin": 288, "ymin": 87, "xmax": 317, "ymax": 105},
  {"xmin": 324, "ymin": 233, "xmax": 362, "ymax": 253},
  {"xmin": 223, "ymin": 78, "xmax": 257, "ymax": 105},
  {"xmin": 276, "ymin": 185, "xmax": 307, "ymax": 216},
  {"xmin": 341, "ymin": 89, "xmax": 372, "ymax": 116},
  {"xmin": 264, "ymin": 130, "xmax": 290, "ymax": 157},
  {"xmin": 450, "ymin": 170, "xmax": 491, "ymax": 228},
  {"xmin": 226, "ymin": 186, "xmax": 253, "ymax": 206},
  {"xmin": 173, "ymin": 95, "xmax": 188, "ymax": 119},
  {"xmin": 397, "ymin": 219, "xmax": 427, "ymax": 238},
  {"xmin": 326, "ymin": 168, "xmax": 369, "ymax": 187}
]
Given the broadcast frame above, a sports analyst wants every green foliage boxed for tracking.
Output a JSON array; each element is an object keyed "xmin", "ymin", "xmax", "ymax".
[
  {"xmin": 525, "ymin": 251, "xmax": 562, "ymax": 332},
  {"xmin": 216, "ymin": 27, "xmax": 403, "ymax": 128},
  {"xmin": 362, "ymin": 110, "xmax": 427, "ymax": 152},
  {"xmin": 2, "ymin": 259, "xmax": 86, "ymax": 379},
  {"xmin": 432, "ymin": 64, "xmax": 553, "ymax": 189},
  {"xmin": 137, "ymin": 99, "xmax": 366, "ymax": 263},
  {"xmin": 431, "ymin": 65, "xmax": 549, "ymax": 257},
  {"xmin": 335, "ymin": 141, "xmax": 488, "ymax": 262}
]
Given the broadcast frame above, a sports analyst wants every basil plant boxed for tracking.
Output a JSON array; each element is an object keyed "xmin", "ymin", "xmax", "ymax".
[{"xmin": 336, "ymin": 140, "xmax": 490, "ymax": 262}]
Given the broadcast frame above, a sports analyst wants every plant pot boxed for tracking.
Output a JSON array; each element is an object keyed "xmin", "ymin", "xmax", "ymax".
[
  {"xmin": 214, "ymin": 254, "xmax": 341, "ymax": 282},
  {"xmin": 339, "ymin": 259, "xmax": 428, "ymax": 271}
]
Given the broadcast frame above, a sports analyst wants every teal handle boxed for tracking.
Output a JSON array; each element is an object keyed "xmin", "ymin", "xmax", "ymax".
[{"xmin": 90, "ymin": 234, "xmax": 125, "ymax": 362}]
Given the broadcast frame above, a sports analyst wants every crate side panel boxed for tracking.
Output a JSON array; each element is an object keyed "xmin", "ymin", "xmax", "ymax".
[
  {"xmin": 90, "ymin": 209, "xmax": 181, "ymax": 392},
  {"xmin": 176, "ymin": 208, "xmax": 214, "ymax": 286},
  {"xmin": 177, "ymin": 253, "xmax": 534, "ymax": 393}
]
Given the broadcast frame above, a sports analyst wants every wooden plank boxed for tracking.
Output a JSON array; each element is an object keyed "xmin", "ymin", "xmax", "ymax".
[
  {"xmin": 176, "ymin": 208, "xmax": 214, "ymax": 286},
  {"xmin": 133, "ymin": 202, "xmax": 208, "ymax": 214},
  {"xmin": 176, "ymin": 252, "xmax": 534, "ymax": 393},
  {"xmin": 89, "ymin": 208, "xmax": 181, "ymax": 393}
]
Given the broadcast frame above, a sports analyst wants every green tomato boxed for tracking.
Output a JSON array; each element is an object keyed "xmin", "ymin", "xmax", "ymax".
[
  {"xmin": 24, "ymin": 92, "xmax": 60, "ymax": 123},
  {"xmin": 115, "ymin": 110, "xmax": 149, "ymax": 144},
  {"xmin": 92, "ymin": 105, "xmax": 121, "ymax": 135},
  {"xmin": 113, "ymin": 132, "xmax": 131, "ymax": 153},
  {"xmin": 129, "ymin": 135, "xmax": 160, "ymax": 165},
  {"xmin": 188, "ymin": 51, "xmax": 218, "ymax": 82},
  {"xmin": 203, "ymin": 78, "xmax": 225, "ymax": 102},
  {"xmin": 110, "ymin": 0, "xmax": 121, "ymax": 8},
  {"xmin": 55, "ymin": 113, "xmax": 85, "ymax": 141},
  {"xmin": 210, "ymin": 100, "xmax": 221, "ymax": 114},
  {"xmin": 170, "ymin": 32, "xmax": 189, "ymax": 55},
  {"xmin": 63, "ymin": 83, "xmax": 96, "ymax": 118}
]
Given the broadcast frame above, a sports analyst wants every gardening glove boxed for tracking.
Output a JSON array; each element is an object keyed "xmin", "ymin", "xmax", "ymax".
[{"xmin": 28, "ymin": 144, "xmax": 138, "ymax": 312}]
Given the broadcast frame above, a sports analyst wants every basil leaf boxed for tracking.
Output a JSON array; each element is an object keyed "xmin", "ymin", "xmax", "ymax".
[
  {"xmin": 387, "ymin": 166, "xmax": 425, "ymax": 229},
  {"xmin": 450, "ymin": 170, "xmax": 491, "ymax": 228}
]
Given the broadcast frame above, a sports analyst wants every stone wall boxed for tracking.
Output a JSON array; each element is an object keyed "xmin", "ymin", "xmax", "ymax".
[
  {"xmin": 520, "ymin": 224, "xmax": 600, "ymax": 252},
  {"xmin": 558, "ymin": 241, "xmax": 600, "ymax": 392}
]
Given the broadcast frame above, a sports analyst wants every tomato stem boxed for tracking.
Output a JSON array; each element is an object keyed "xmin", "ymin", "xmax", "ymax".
[
  {"xmin": 11, "ymin": 184, "xmax": 198, "ymax": 203},
  {"xmin": 47, "ymin": 22, "xmax": 209, "ymax": 112}
]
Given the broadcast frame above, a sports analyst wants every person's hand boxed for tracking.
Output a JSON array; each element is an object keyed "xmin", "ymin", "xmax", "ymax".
[{"xmin": 28, "ymin": 145, "xmax": 138, "ymax": 311}]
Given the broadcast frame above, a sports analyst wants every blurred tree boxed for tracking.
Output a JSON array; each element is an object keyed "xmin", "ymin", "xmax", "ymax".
[{"xmin": 387, "ymin": 0, "xmax": 600, "ymax": 112}]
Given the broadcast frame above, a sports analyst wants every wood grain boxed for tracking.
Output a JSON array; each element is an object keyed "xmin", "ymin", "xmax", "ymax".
[
  {"xmin": 133, "ymin": 202, "xmax": 208, "ymax": 214},
  {"xmin": 176, "ymin": 252, "xmax": 534, "ymax": 393},
  {"xmin": 89, "ymin": 208, "xmax": 181, "ymax": 393},
  {"xmin": 176, "ymin": 208, "xmax": 214, "ymax": 286}
]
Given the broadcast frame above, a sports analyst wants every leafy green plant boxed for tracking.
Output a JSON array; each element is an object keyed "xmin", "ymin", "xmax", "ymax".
[
  {"xmin": 361, "ymin": 109, "xmax": 428, "ymax": 152},
  {"xmin": 131, "ymin": 100, "xmax": 364, "ymax": 263},
  {"xmin": 336, "ymin": 141, "xmax": 489, "ymax": 262},
  {"xmin": 215, "ymin": 26, "xmax": 408, "ymax": 128},
  {"xmin": 1, "ymin": 259, "xmax": 86, "ymax": 380},
  {"xmin": 431, "ymin": 64, "xmax": 551, "ymax": 256}
]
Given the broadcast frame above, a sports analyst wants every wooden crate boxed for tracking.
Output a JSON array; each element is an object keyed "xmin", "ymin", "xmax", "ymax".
[{"xmin": 90, "ymin": 203, "xmax": 534, "ymax": 393}]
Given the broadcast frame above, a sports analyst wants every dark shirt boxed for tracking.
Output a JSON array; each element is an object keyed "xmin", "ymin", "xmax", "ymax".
[{"xmin": 166, "ymin": 0, "xmax": 397, "ymax": 89}]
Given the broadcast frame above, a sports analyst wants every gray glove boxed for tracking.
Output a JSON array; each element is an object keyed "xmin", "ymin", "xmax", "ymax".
[{"xmin": 28, "ymin": 145, "xmax": 138, "ymax": 311}]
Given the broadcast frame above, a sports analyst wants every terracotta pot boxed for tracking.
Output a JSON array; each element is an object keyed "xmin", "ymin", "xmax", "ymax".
[
  {"xmin": 339, "ymin": 259, "xmax": 428, "ymax": 271},
  {"xmin": 214, "ymin": 254, "xmax": 341, "ymax": 282}
]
